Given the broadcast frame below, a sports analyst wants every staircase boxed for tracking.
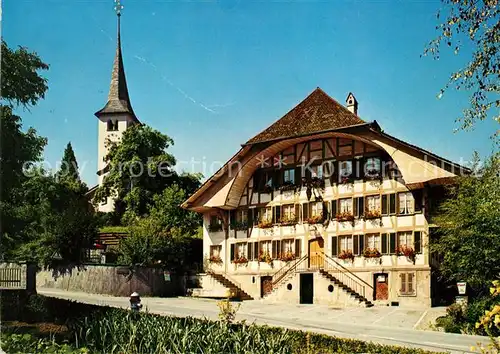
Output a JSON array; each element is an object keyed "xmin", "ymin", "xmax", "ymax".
[
  {"xmin": 319, "ymin": 269, "xmax": 373, "ymax": 307},
  {"xmin": 209, "ymin": 272, "xmax": 254, "ymax": 300}
]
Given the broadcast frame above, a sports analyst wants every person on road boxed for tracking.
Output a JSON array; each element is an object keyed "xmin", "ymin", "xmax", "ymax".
[{"xmin": 129, "ymin": 292, "xmax": 143, "ymax": 312}]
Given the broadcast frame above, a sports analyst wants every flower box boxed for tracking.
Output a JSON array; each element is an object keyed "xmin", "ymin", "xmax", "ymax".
[
  {"xmin": 338, "ymin": 250, "xmax": 355, "ymax": 262},
  {"xmin": 208, "ymin": 224, "xmax": 223, "ymax": 232},
  {"xmin": 279, "ymin": 181, "xmax": 297, "ymax": 191},
  {"xmin": 258, "ymin": 219, "xmax": 273, "ymax": 229},
  {"xmin": 209, "ymin": 255, "xmax": 223, "ymax": 264},
  {"xmin": 336, "ymin": 212, "xmax": 354, "ymax": 222},
  {"xmin": 365, "ymin": 169, "xmax": 381, "ymax": 180},
  {"xmin": 306, "ymin": 214, "xmax": 323, "ymax": 224},
  {"xmin": 363, "ymin": 248, "xmax": 381, "ymax": 258},
  {"xmin": 258, "ymin": 252, "xmax": 273, "ymax": 265},
  {"xmin": 233, "ymin": 256, "xmax": 248, "ymax": 265},
  {"xmin": 279, "ymin": 251, "xmax": 296, "ymax": 262},
  {"xmin": 340, "ymin": 175, "xmax": 354, "ymax": 184},
  {"xmin": 398, "ymin": 245, "xmax": 416, "ymax": 261},
  {"xmin": 279, "ymin": 216, "xmax": 297, "ymax": 226},
  {"xmin": 364, "ymin": 209, "xmax": 381, "ymax": 219},
  {"xmin": 231, "ymin": 221, "xmax": 248, "ymax": 231}
]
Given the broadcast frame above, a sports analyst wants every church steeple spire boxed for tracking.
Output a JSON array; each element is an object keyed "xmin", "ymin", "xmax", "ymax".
[{"xmin": 95, "ymin": 0, "xmax": 138, "ymax": 121}]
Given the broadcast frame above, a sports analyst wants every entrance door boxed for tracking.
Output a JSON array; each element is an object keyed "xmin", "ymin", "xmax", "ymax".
[
  {"xmin": 300, "ymin": 273, "xmax": 314, "ymax": 304},
  {"xmin": 308, "ymin": 238, "xmax": 324, "ymax": 269},
  {"xmin": 374, "ymin": 273, "xmax": 389, "ymax": 300},
  {"xmin": 261, "ymin": 276, "xmax": 273, "ymax": 298}
]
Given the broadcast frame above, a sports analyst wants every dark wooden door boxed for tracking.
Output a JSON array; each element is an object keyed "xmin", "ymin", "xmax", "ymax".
[
  {"xmin": 300, "ymin": 273, "xmax": 314, "ymax": 304},
  {"xmin": 374, "ymin": 273, "xmax": 388, "ymax": 300},
  {"xmin": 261, "ymin": 276, "xmax": 273, "ymax": 297}
]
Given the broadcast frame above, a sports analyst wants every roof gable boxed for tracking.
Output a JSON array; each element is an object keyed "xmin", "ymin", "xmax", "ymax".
[{"xmin": 245, "ymin": 87, "xmax": 365, "ymax": 145}]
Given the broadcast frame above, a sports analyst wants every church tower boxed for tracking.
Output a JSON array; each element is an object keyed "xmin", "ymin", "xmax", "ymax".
[{"xmin": 95, "ymin": 0, "xmax": 139, "ymax": 212}]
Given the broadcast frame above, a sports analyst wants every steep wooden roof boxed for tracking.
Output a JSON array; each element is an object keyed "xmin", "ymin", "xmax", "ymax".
[
  {"xmin": 245, "ymin": 87, "xmax": 365, "ymax": 145},
  {"xmin": 95, "ymin": 16, "xmax": 138, "ymax": 122}
]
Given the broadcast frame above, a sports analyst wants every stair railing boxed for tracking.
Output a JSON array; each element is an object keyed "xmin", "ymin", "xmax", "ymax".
[
  {"xmin": 271, "ymin": 254, "xmax": 308, "ymax": 288},
  {"xmin": 321, "ymin": 252, "xmax": 373, "ymax": 299}
]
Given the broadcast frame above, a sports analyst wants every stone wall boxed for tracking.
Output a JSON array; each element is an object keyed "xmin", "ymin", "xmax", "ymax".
[{"xmin": 37, "ymin": 264, "xmax": 185, "ymax": 297}]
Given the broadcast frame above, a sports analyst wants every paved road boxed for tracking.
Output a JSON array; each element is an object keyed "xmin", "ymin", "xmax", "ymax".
[{"xmin": 39, "ymin": 288, "xmax": 488, "ymax": 353}]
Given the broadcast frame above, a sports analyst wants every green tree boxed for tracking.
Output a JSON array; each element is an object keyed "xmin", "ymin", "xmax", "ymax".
[
  {"xmin": 57, "ymin": 142, "xmax": 81, "ymax": 183},
  {"xmin": 431, "ymin": 152, "xmax": 500, "ymax": 288},
  {"xmin": 148, "ymin": 184, "xmax": 201, "ymax": 236},
  {"xmin": 1, "ymin": 40, "xmax": 49, "ymax": 108},
  {"xmin": 424, "ymin": 1, "xmax": 499, "ymax": 138}
]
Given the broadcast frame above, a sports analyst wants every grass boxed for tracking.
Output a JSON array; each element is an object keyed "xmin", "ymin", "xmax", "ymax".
[{"xmin": 99, "ymin": 226, "xmax": 129, "ymax": 234}]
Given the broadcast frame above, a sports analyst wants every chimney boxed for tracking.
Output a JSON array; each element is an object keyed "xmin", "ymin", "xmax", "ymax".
[{"xmin": 346, "ymin": 92, "xmax": 358, "ymax": 115}]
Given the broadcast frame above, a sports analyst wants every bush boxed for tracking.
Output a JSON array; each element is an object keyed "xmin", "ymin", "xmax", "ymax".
[{"xmin": 1, "ymin": 333, "xmax": 88, "ymax": 354}]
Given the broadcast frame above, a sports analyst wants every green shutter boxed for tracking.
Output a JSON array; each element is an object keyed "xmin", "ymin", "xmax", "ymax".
[
  {"xmin": 413, "ymin": 190, "xmax": 423, "ymax": 213},
  {"xmin": 381, "ymin": 233, "xmax": 388, "ymax": 254},
  {"xmin": 302, "ymin": 203, "xmax": 309, "ymax": 221},
  {"xmin": 295, "ymin": 239, "xmax": 301, "ymax": 257},
  {"xmin": 389, "ymin": 233, "xmax": 397, "ymax": 254},
  {"xmin": 414, "ymin": 231, "xmax": 421, "ymax": 253},
  {"xmin": 331, "ymin": 236, "xmax": 338, "ymax": 256},
  {"xmin": 382, "ymin": 195, "xmax": 388, "ymax": 215},
  {"xmin": 389, "ymin": 194, "xmax": 396, "ymax": 214},
  {"xmin": 331, "ymin": 200, "xmax": 337, "ymax": 219},
  {"xmin": 359, "ymin": 235, "xmax": 365, "ymax": 255},
  {"xmin": 353, "ymin": 235, "xmax": 359, "ymax": 255},
  {"xmin": 230, "ymin": 244, "xmax": 235, "ymax": 261}
]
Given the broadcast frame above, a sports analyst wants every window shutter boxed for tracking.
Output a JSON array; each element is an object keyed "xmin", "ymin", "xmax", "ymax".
[
  {"xmin": 414, "ymin": 231, "xmax": 421, "ymax": 253},
  {"xmin": 389, "ymin": 233, "xmax": 397, "ymax": 254},
  {"xmin": 277, "ymin": 240, "xmax": 281, "ymax": 258},
  {"xmin": 331, "ymin": 200, "xmax": 337, "ymax": 219},
  {"xmin": 248, "ymin": 209, "xmax": 254, "ymax": 227},
  {"xmin": 400, "ymin": 273, "xmax": 407, "ymax": 293},
  {"xmin": 273, "ymin": 169, "xmax": 281, "ymax": 188},
  {"xmin": 274, "ymin": 206, "xmax": 281, "ymax": 224},
  {"xmin": 331, "ymin": 161, "xmax": 339, "ymax": 184},
  {"xmin": 389, "ymin": 194, "xmax": 396, "ymax": 214},
  {"xmin": 408, "ymin": 273, "xmax": 414, "ymax": 293},
  {"xmin": 272, "ymin": 240, "xmax": 277, "ymax": 259},
  {"xmin": 359, "ymin": 157, "xmax": 366, "ymax": 180},
  {"xmin": 295, "ymin": 239, "xmax": 301, "ymax": 257},
  {"xmin": 359, "ymin": 235, "xmax": 365, "ymax": 255},
  {"xmin": 230, "ymin": 244, "xmax": 235, "ymax": 261},
  {"xmin": 305, "ymin": 167, "xmax": 312, "ymax": 181},
  {"xmin": 322, "ymin": 201, "xmax": 328, "ymax": 221},
  {"xmin": 254, "ymin": 242, "xmax": 259, "ymax": 260},
  {"xmin": 352, "ymin": 159, "xmax": 359, "ymax": 180},
  {"xmin": 382, "ymin": 195, "xmax": 388, "ymax": 215},
  {"xmin": 353, "ymin": 235, "xmax": 359, "ymax": 255},
  {"xmin": 248, "ymin": 242, "xmax": 253, "ymax": 260},
  {"xmin": 359, "ymin": 197, "xmax": 364, "ymax": 218},
  {"xmin": 413, "ymin": 189, "xmax": 423, "ymax": 213},
  {"xmin": 353, "ymin": 197, "xmax": 358, "ymax": 218},
  {"xmin": 302, "ymin": 203, "xmax": 309, "ymax": 221},
  {"xmin": 294, "ymin": 204, "xmax": 300, "ymax": 221},
  {"xmin": 253, "ymin": 171, "xmax": 261, "ymax": 192},
  {"xmin": 381, "ymin": 233, "xmax": 388, "ymax": 254},
  {"xmin": 331, "ymin": 236, "xmax": 338, "ymax": 256},
  {"xmin": 294, "ymin": 166, "xmax": 302, "ymax": 185},
  {"xmin": 229, "ymin": 210, "xmax": 236, "ymax": 227}
]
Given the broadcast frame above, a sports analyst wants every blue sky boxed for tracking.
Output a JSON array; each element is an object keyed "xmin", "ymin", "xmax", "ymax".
[{"xmin": 5, "ymin": 0, "xmax": 497, "ymax": 186}]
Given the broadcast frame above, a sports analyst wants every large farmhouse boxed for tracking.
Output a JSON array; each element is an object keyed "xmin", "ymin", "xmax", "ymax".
[{"xmin": 182, "ymin": 88, "xmax": 464, "ymax": 307}]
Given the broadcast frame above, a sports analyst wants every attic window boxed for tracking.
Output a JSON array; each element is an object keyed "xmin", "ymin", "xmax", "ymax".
[{"xmin": 107, "ymin": 120, "xmax": 119, "ymax": 131}]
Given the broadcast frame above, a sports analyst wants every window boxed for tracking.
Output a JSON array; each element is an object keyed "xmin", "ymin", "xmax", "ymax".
[
  {"xmin": 339, "ymin": 198, "xmax": 353, "ymax": 213},
  {"xmin": 281, "ymin": 204, "xmax": 296, "ymax": 223},
  {"xmin": 397, "ymin": 231, "xmax": 413, "ymax": 248},
  {"xmin": 339, "ymin": 160, "xmax": 352, "ymax": 177},
  {"xmin": 400, "ymin": 272, "xmax": 416, "ymax": 295},
  {"xmin": 259, "ymin": 240, "xmax": 272, "ymax": 256},
  {"xmin": 365, "ymin": 195, "xmax": 380, "ymax": 218},
  {"xmin": 107, "ymin": 120, "xmax": 114, "ymax": 131},
  {"xmin": 210, "ymin": 245, "xmax": 222, "ymax": 258},
  {"xmin": 208, "ymin": 215, "xmax": 222, "ymax": 232},
  {"xmin": 236, "ymin": 210, "xmax": 247, "ymax": 223},
  {"xmin": 264, "ymin": 172, "xmax": 273, "ymax": 189},
  {"xmin": 283, "ymin": 169, "xmax": 295, "ymax": 184},
  {"xmin": 339, "ymin": 236, "xmax": 353, "ymax": 252},
  {"xmin": 236, "ymin": 242, "xmax": 247, "ymax": 259},
  {"xmin": 366, "ymin": 233, "xmax": 381, "ymax": 250},
  {"xmin": 310, "ymin": 202, "xmax": 323, "ymax": 217},
  {"xmin": 260, "ymin": 207, "xmax": 273, "ymax": 223},
  {"xmin": 365, "ymin": 157, "xmax": 381, "ymax": 177},
  {"xmin": 311, "ymin": 165, "xmax": 323, "ymax": 179},
  {"xmin": 398, "ymin": 192, "xmax": 414, "ymax": 215}
]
